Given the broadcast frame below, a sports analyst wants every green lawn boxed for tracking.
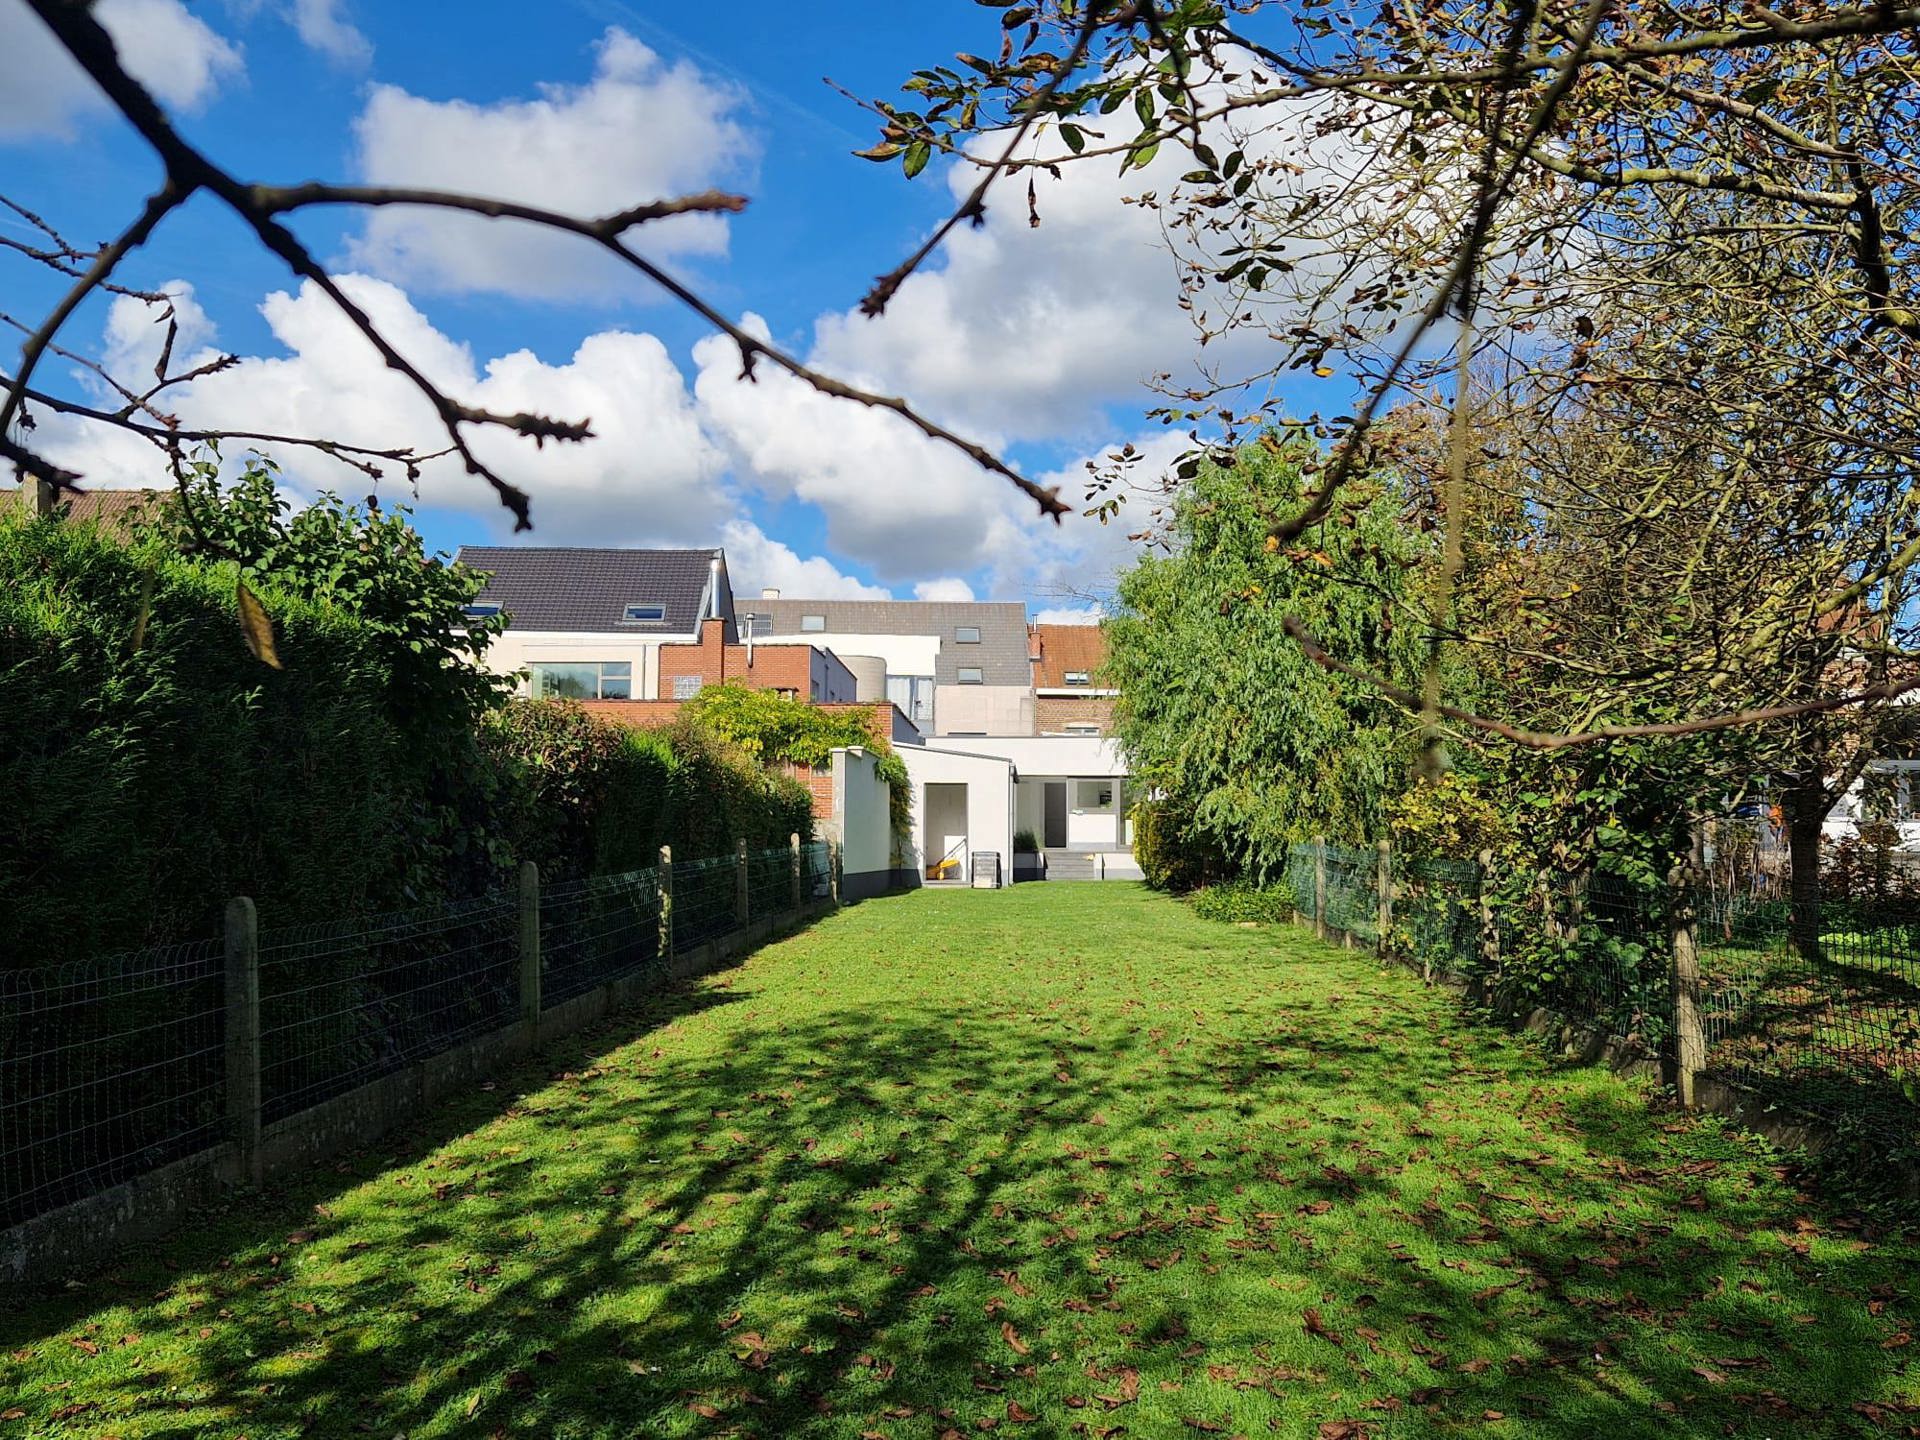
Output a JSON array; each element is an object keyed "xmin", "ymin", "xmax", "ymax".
[{"xmin": 6, "ymin": 884, "xmax": 1919, "ymax": 1438}]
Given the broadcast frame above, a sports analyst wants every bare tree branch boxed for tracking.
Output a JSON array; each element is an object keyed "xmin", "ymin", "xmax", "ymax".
[{"xmin": 6, "ymin": 0, "xmax": 1064, "ymax": 526}]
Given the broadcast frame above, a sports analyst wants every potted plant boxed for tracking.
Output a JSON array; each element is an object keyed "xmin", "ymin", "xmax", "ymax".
[{"xmin": 1012, "ymin": 829, "xmax": 1044, "ymax": 882}]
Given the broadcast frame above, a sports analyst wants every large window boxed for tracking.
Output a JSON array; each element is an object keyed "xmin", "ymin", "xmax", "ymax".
[
  {"xmin": 886, "ymin": 675, "xmax": 935, "ymax": 724},
  {"xmin": 1074, "ymin": 780, "xmax": 1115, "ymax": 810},
  {"xmin": 529, "ymin": 661, "xmax": 631, "ymax": 700}
]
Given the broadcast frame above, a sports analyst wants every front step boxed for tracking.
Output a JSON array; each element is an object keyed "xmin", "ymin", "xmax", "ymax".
[{"xmin": 1042, "ymin": 848, "xmax": 1101, "ymax": 881}]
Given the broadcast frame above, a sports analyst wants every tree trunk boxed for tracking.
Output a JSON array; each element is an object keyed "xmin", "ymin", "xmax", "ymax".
[{"xmin": 1783, "ymin": 781, "xmax": 1826, "ymax": 963}]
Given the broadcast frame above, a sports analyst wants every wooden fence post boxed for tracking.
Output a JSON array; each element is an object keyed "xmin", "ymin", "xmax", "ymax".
[
  {"xmin": 658, "ymin": 846, "xmax": 674, "ymax": 959},
  {"xmin": 1477, "ymin": 849, "xmax": 1500, "ymax": 988},
  {"xmin": 518, "ymin": 861, "xmax": 541, "ymax": 1036},
  {"xmin": 735, "ymin": 837, "xmax": 751, "ymax": 928},
  {"xmin": 790, "ymin": 832, "xmax": 803, "ymax": 912},
  {"xmin": 1670, "ymin": 862, "xmax": 1706, "ymax": 1108},
  {"xmin": 224, "ymin": 896, "xmax": 262, "ymax": 1186},
  {"xmin": 1313, "ymin": 837, "xmax": 1327, "ymax": 941},
  {"xmin": 1376, "ymin": 839, "xmax": 1392, "ymax": 960},
  {"xmin": 830, "ymin": 838, "xmax": 842, "ymax": 904}
]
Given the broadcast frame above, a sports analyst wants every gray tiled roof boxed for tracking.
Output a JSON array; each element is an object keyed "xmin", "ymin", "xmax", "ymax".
[
  {"xmin": 455, "ymin": 547, "xmax": 734, "ymax": 633},
  {"xmin": 737, "ymin": 598, "xmax": 1029, "ymax": 684}
]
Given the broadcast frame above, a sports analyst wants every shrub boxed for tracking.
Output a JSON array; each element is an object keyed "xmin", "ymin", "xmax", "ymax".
[
  {"xmin": 1131, "ymin": 798, "xmax": 1226, "ymax": 892},
  {"xmin": 1013, "ymin": 829, "xmax": 1040, "ymax": 854},
  {"xmin": 686, "ymin": 684, "xmax": 910, "ymax": 834},
  {"xmin": 1189, "ymin": 879, "xmax": 1298, "ymax": 925},
  {"xmin": 481, "ymin": 701, "xmax": 814, "ymax": 881},
  {"xmin": 0, "ymin": 514, "xmax": 429, "ymax": 961}
]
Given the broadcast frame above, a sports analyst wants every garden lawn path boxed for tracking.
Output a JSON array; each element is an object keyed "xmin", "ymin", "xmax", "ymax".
[{"xmin": 5, "ymin": 883, "xmax": 1919, "ymax": 1438}]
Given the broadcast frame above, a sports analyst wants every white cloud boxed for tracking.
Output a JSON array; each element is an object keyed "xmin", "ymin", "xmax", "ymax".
[
  {"xmin": 37, "ymin": 274, "xmax": 734, "ymax": 546},
  {"xmin": 720, "ymin": 520, "xmax": 890, "ymax": 602},
  {"xmin": 1034, "ymin": 607, "xmax": 1104, "ymax": 626},
  {"xmin": 100, "ymin": 280, "xmax": 217, "ymax": 381},
  {"xmin": 346, "ymin": 27, "xmax": 752, "ymax": 301},
  {"xmin": 808, "ymin": 136, "xmax": 1197, "ymax": 443},
  {"xmin": 693, "ymin": 318, "xmax": 1030, "ymax": 582},
  {"xmin": 31, "ymin": 272, "xmax": 1163, "ymax": 611},
  {"xmin": 0, "ymin": 0, "xmax": 242, "ymax": 139},
  {"xmin": 289, "ymin": 0, "xmax": 369, "ymax": 65}
]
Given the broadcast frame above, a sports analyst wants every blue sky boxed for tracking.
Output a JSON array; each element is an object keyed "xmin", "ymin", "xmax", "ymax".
[{"xmin": 2, "ymin": 0, "xmax": 1331, "ymax": 611}]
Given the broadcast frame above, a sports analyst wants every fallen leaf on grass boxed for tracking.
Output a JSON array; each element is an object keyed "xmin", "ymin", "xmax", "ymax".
[
  {"xmin": 1096, "ymin": 1368, "xmax": 1141, "ymax": 1408},
  {"xmin": 1317, "ymin": 1422, "xmax": 1371, "ymax": 1440},
  {"xmin": 1303, "ymin": 1308, "xmax": 1344, "ymax": 1347},
  {"xmin": 1002, "ymin": 1322, "xmax": 1031, "ymax": 1356},
  {"xmin": 1007, "ymin": 1401, "xmax": 1039, "ymax": 1423}
]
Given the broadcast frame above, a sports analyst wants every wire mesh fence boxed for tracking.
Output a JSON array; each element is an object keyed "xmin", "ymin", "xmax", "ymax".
[
  {"xmin": 3, "ymin": 842, "xmax": 831, "ymax": 1235},
  {"xmin": 670, "ymin": 854, "xmax": 741, "ymax": 955},
  {"xmin": 0, "ymin": 941, "xmax": 224, "ymax": 1229},
  {"xmin": 1295, "ymin": 840, "xmax": 1920, "ymax": 1144},
  {"xmin": 543, "ymin": 868, "xmax": 662, "ymax": 1004},
  {"xmin": 257, "ymin": 894, "xmax": 520, "ymax": 1124},
  {"xmin": 804, "ymin": 840, "xmax": 833, "ymax": 900}
]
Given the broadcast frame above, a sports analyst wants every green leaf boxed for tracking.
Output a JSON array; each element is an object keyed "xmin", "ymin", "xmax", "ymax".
[
  {"xmin": 903, "ymin": 140, "xmax": 932, "ymax": 179},
  {"xmin": 1059, "ymin": 122, "xmax": 1086, "ymax": 153}
]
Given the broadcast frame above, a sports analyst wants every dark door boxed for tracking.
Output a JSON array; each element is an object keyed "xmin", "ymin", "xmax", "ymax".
[{"xmin": 1044, "ymin": 782, "xmax": 1068, "ymax": 848}]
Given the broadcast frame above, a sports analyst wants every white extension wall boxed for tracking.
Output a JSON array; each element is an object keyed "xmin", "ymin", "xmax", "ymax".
[
  {"xmin": 830, "ymin": 746, "xmax": 896, "ymax": 899},
  {"xmin": 897, "ymin": 744, "xmax": 1016, "ymax": 887}
]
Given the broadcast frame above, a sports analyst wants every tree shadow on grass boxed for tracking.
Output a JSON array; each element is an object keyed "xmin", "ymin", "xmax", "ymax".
[{"xmin": 3, "ymin": 920, "xmax": 1919, "ymax": 1439}]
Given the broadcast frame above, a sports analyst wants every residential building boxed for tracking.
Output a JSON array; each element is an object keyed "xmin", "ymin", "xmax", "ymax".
[
  {"xmin": 1030, "ymin": 622, "xmax": 1117, "ymax": 736},
  {"xmin": 456, "ymin": 546, "xmax": 736, "ymax": 702},
  {"xmin": 453, "ymin": 545, "xmax": 1137, "ymax": 889},
  {"xmin": 736, "ymin": 593, "xmax": 1134, "ymax": 885},
  {"xmin": 735, "ymin": 595, "xmax": 1031, "ymax": 737},
  {"xmin": 1, "ymin": 482, "xmax": 165, "ymax": 536}
]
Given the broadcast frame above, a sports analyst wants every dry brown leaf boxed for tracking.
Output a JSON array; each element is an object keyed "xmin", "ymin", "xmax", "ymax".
[
  {"xmin": 1302, "ymin": 1308, "xmax": 1344, "ymax": 1347},
  {"xmin": 235, "ymin": 578, "xmax": 282, "ymax": 669},
  {"xmin": 1002, "ymin": 1321, "xmax": 1031, "ymax": 1356}
]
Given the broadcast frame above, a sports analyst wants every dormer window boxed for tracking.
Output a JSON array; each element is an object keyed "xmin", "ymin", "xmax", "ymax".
[
  {"xmin": 622, "ymin": 603, "xmax": 666, "ymax": 623},
  {"xmin": 1064, "ymin": 669, "xmax": 1091, "ymax": 686}
]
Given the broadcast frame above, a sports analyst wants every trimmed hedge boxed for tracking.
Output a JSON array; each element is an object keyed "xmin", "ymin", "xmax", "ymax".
[
  {"xmin": 2, "ymin": 516, "xmax": 813, "ymax": 967},
  {"xmin": 1188, "ymin": 879, "xmax": 1298, "ymax": 925},
  {"xmin": 1, "ymin": 516, "xmax": 428, "ymax": 962},
  {"xmin": 480, "ymin": 702, "xmax": 813, "ymax": 883}
]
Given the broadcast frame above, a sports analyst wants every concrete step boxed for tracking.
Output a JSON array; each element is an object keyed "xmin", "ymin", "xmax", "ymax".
[{"xmin": 1042, "ymin": 849, "xmax": 1101, "ymax": 881}]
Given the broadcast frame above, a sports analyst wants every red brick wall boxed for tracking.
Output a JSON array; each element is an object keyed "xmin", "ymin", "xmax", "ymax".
[
  {"xmin": 781, "ymin": 762, "xmax": 837, "ymax": 820},
  {"xmin": 1036, "ymin": 695, "xmax": 1116, "ymax": 734},
  {"xmin": 658, "ymin": 619, "xmax": 820, "ymax": 699},
  {"xmin": 579, "ymin": 699, "xmax": 682, "ymax": 728},
  {"xmin": 578, "ymin": 695, "xmax": 898, "ymax": 823}
]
